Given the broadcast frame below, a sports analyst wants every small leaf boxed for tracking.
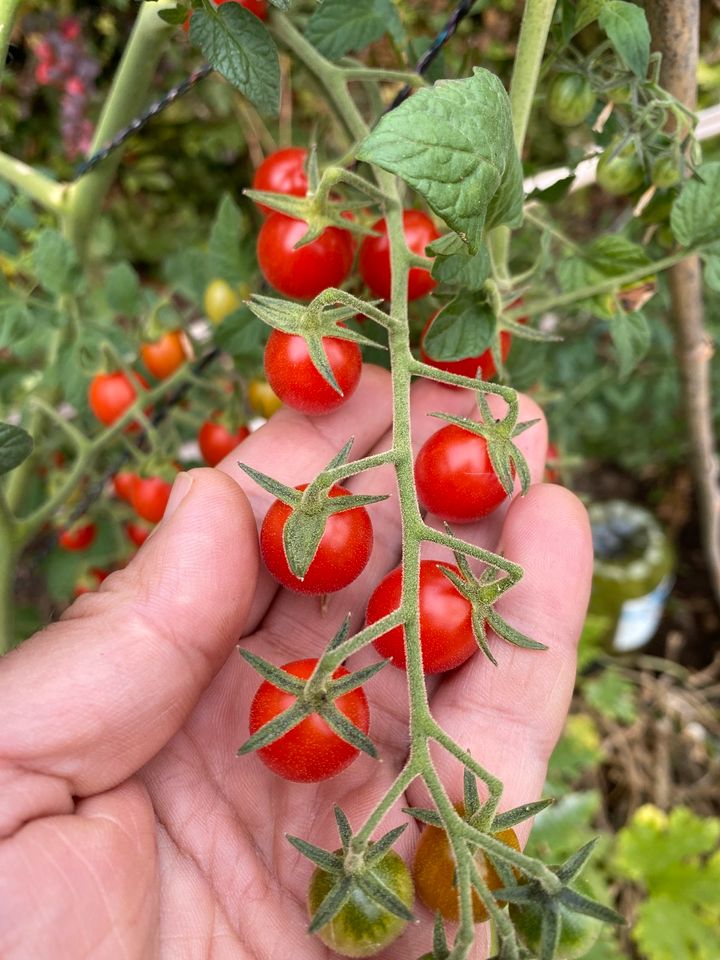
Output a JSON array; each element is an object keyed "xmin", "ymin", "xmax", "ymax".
[
  {"xmin": 599, "ymin": 1, "xmax": 651, "ymax": 78},
  {"xmin": 305, "ymin": 0, "xmax": 404, "ymax": 61},
  {"xmin": 208, "ymin": 194, "xmax": 255, "ymax": 283},
  {"xmin": 608, "ymin": 310, "xmax": 651, "ymax": 379},
  {"xmin": 189, "ymin": 5, "xmax": 280, "ymax": 116},
  {"xmin": 287, "ymin": 835, "xmax": 344, "ymax": 874},
  {"xmin": 33, "ymin": 229, "xmax": 81, "ymax": 295},
  {"xmin": 105, "ymin": 262, "xmax": 141, "ymax": 315},
  {"xmin": 575, "ymin": 0, "xmax": 605, "ymax": 33},
  {"xmin": 357, "ymin": 68, "xmax": 523, "ymax": 254},
  {"xmin": 431, "ymin": 244, "xmax": 491, "ymax": 290},
  {"xmin": 671, "ymin": 162, "xmax": 720, "ymax": 246},
  {"xmin": 308, "ymin": 876, "xmax": 353, "ymax": 933},
  {"xmin": 0, "ymin": 422, "xmax": 33, "ymax": 476},
  {"xmin": 423, "ymin": 293, "xmax": 496, "ymax": 362}
]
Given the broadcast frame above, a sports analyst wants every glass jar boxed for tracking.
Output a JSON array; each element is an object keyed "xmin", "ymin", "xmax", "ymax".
[{"xmin": 587, "ymin": 500, "xmax": 675, "ymax": 653}]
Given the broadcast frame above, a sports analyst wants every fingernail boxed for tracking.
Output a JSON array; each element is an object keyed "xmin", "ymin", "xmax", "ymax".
[{"xmin": 163, "ymin": 472, "xmax": 194, "ymax": 521}]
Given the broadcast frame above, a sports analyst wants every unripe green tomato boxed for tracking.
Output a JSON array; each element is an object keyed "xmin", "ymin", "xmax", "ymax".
[
  {"xmin": 308, "ymin": 850, "xmax": 414, "ymax": 958},
  {"xmin": 547, "ymin": 73, "xmax": 596, "ymax": 126},
  {"xmin": 509, "ymin": 881, "xmax": 603, "ymax": 959},
  {"xmin": 651, "ymin": 155, "xmax": 681, "ymax": 189},
  {"xmin": 607, "ymin": 83, "xmax": 632, "ymax": 104},
  {"xmin": 596, "ymin": 142, "xmax": 644, "ymax": 196}
]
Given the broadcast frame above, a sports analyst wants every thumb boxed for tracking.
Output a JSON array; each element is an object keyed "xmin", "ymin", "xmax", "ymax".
[{"xmin": 0, "ymin": 469, "xmax": 258, "ymax": 836}]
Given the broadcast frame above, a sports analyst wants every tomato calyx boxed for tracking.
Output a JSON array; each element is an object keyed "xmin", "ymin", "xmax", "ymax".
[
  {"xmin": 239, "ymin": 442, "xmax": 388, "ymax": 580},
  {"xmin": 238, "ymin": 628, "xmax": 386, "ymax": 762},
  {"xmin": 250, "ymin": 294, "xmax": 378, "ymax": 396},
  {"xmin": 288, "ymin": 806, "xmax": 414, "ymax": 937}
]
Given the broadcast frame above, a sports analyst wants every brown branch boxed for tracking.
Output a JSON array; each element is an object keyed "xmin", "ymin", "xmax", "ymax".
[{"xmin": 647, "ymin": 0, "xmax": 720, "ymax": 607}]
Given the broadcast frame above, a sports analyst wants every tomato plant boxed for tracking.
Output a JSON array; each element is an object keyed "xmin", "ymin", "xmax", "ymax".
[
  {"xmin": 308, "ymin": 848, "xmax": 413, "ymax": 957},
  {"xmin": 248, "ymin": 658, "xmax": 370, "ymax": 782},
  {"xmin": 264, "ymin": 328, "xmax": 362, "ymax": 415},
  {"xmin": 358, "ymin": 210, "xmax": 439, "ymax": 301},
  {"xmin": 261, "ymin": 484, "xmax": 373, "ymax": 594},
  {"xmin": 366, "ymin": 560, "xmax": 477, "ymax": 673},
  {"xmin": 58, "ymin": 521, "xmax": 96, "ymax": 552},
  {"xmin": 252, "ymin": 146, "xmax": 308, "ymax": 215},
  {"xmin": 131, "ymin": 476, "xmax": 173, "ymax": 524},
  {"xmin": 140, "ymin": 329, "xmax": 188, "ymax": 380},
  {"xmin": 257, "ymin": 213, "xmax": 354, "ymax": 301},
  {"xmin": 413, "ymin": 803, "xmax": 521, "ymax": 922},
  {"xmin": 414, "ymin": 424, "xmax": 510, "ymax": 523},
  {"xmin": 198, "ymin": 420, "xmax": 250, "ymax": 467},
  {"xmin": 546, "ymin": 73, "xmax": 596, "ymax": 127},
  {"xmin": 183, "ymin": 0, "xmax": 267, "ymax": 33}
]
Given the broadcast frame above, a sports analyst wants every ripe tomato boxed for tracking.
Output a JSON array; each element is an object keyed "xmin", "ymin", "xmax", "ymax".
[
  {"xmin": 183, "ymin": 0, "xmax": 267, "ymax": 32},
  {"xmin": 510, "ymin": 880, "xmax": 602, "ymax": 959},
  {"xmin": 252, "ymin": 147, "xmax": 308, "ymax": 216},
  {"xmin": 414, "ymin": 424, "xmax": 510, "ymax": 523},
  {"xmin": 249, "ymin": 658, "xmax": 369, "ymax": 782},
  {"xmin": 596, "ymin": 141, "xmax": 644, "ymax": 196},
  {"xmin": 308, "ymin": 848, "xmax": 414, "ymax": 957},
  {"xmin": 545, "ymin": 441, "xmax": 560, "ymax": 483},
  {"xmin": 257, "ymin": 213, "xmax": 354, "ymax": 301},
  {"xmin": 203, "ymin": 279, "xmax": 242, "ymax": 325},
  {"xmin": 264, "ymin": 328, "xmax": 362, "ymax": 415},
  {"xmin": 366, "ymin": 560, "xmax": 477, "ymax": 674},
  {"xmin": 198, "ymin": 420, "xmax": 250, "ymax": 467},
  {"xmin": 247, "ymin": 377, "xmax": 282, "ymax": 418},
  {"xmin": 59, "ymin": 522, "xmax": 96, "ymax": 552},
  {"xmin": 358, "ymin": 210, "xmax": 439, "ymax": 302},
  {"xmin": 131, "ymin": 476, "xmax": 173, "ymax": 524},
  {"xmin": 546, "ymin": 73, "xmax": 596, "ymax": 127},
  {"xmin": 413, "ymin": 802, "xmax": 521, "ymax": 922},
  {"xmin": 261, "ymin": 484, "xmax": 373, "ymax": 594},
  {"xmin": 126, "ymin": 521, "xmax": 151, "ymax": 547},
  {"xmin": 140, "ymin": 329, "xmax": 187, "ymax": 380},
  {"xmin": 420, "ymin": 313, "xmax": 511, "ymax": 382},
  {"xmin": 113, "ymin": 471, "xmax": 137, "ymax": 503},
  {"xmin": 88, "ymin": 371, "xmax": 147, "ymax": 427}
]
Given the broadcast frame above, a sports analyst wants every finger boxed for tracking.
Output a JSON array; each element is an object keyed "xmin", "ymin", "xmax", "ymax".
[
  {"xmin": 406, "ymin": 484, "xmax": 593, "ymax": 844},
  {"xmin": 0, "ymin": 469, "xmax": 259, "ymax": 834},
  {"xmin": 221, "ymin": 364, "xmax": 394, "ymax": 632}
]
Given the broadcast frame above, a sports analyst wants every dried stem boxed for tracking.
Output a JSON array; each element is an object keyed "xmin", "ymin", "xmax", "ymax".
[{"xmin": 646, "ymin": 0, "xmax": 720, "ymax": 607}]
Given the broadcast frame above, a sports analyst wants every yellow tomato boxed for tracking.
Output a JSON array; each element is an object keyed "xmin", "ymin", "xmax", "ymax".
[
  {"xmin": 203, "ymin": 279, "xmax": 242, "ymax": 325},
  {"xmin": 247, "ymin": 378, "xmax": 282, "ymax": 418}
]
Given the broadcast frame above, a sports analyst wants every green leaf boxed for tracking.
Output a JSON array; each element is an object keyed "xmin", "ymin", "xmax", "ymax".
[
  {"xmin": 585, "ymin": 235, "xmax": 651, "ymax": 276},
  {"xmin": 33, "ymin": 229, "xmax": 81, "ymax": 295},
  {"xmin": 158, "ymin": 7, "xmax": 189, "ymax": 25},
  {"xmin": 208, "ymin": 194, "xmax": 255, "ymax": 283},
  {"xmin": 105, "ymin": 262, "xmax": 141, "ymax": 315},
  {"xmin": 608, "ymin": 310, "xmax": 650, "ymax": 379},
  {"xmin": 431, "ymin": 243, "xmax": 491, "ymax": 290},
  {"xmin": 214, "ymin": 306, "xmax": 267, "ymax": 366},
  {"xmin": 423, "ymin": 293, "xmax": 496, "ymax": 362},
  {"xmin": 671, "ymin": 162, "xmax": 720, "ymax": 246},
  {"xmin": 305, "ymin": 0, "xmax": 404, "ymax": 60},
  {"xmin": 0, "ymin": 422, "xmax": 33, "ymax": 476},
  {"xmin": 582, "ymin": 667, "xmax": 638, "ymax": 725},
  {"xmin": 163, "ymin": 245, "xmax": 209, "ymax": 304},
  {"xmin": 189, "ymin": 5, "xmax": 280, "ymax": 116},
  {"xmin": 703, "ymin": 252, "xmax": 720, "ymax": 292},
  {"xmin": 599, "ymin": 1, "xmax": 651, "ymax": 78},
  {"xmin": 575, "ymin": 0, "xmax": 605, "ymax": 33},
  {"xmin": 357, "ymin": 68, "xmax": 523, "ymax": 254}
]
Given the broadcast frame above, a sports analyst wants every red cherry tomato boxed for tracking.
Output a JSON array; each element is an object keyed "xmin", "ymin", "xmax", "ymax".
[
  {"xmin": 366, "ymin": 560, "xmax": 477, "ymax": 673},
  {"xmin": 88, "ymin": 371, "xmax": 147, "ymax": 427},
  {"xmin": 113, "ymin": 471, "xmax": 137, "ymax": 503},
  {"xmin": 59, "ymin": 522, "xmax": 96, "ymax": 552},
  {"xmin": 358, "ymin": 210, "xmax": 439, "ymax": 302},
  {"xmin": 198, "ymin": 420, "xmax": 250, "ymax": 467},
  {"xmin": 248, "ymin": 658, "xmax": 370, "ymax": 782},
  {"xmin": 264, "ymin": 328, "xmax": 362, "ymax": 415},
  {"xmin": 545, "ymin": 442, "xmax": 560, "ymax": 483},
  {"xmin": 420, "ymin": 313, "xmax": 511, "ymax": 382},
  {"xmin": 414, "ymin": 424, "xmax": 511, "ymax": 523},
  {"xmin": 131, "ymin": 476, "xmax": 173, "ymax": 524},
  {"xmin": 126, "ymin": 521, "xmax": 151, "ymax": 547},
  {"xmin": 140, "ymin": 330, "xmax": 187, "ymax": 380},
  {"xmin": 252, "ymin": 147, "xmax": 308, "ymax": 216},
  {"xmin": 257, "ymin": 213, "xmax": 354, "ymax": 301},
  {"xmin": 261, "ymin": 484, "xmax": 373, "ymax": 594},
  {"xmin": 183, "ymin": 0, "xmax": 267, "ymax": 32}
]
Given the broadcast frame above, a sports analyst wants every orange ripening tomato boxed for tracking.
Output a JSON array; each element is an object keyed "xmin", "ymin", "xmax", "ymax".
[{"xmin": 140, "ymin": 330, "xmax": 188, "ymax": 380}]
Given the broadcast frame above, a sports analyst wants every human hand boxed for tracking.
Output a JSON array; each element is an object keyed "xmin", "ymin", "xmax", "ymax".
[{"xmin": 0, "ymin": 366, "xmax": 592, "ymax": 959}]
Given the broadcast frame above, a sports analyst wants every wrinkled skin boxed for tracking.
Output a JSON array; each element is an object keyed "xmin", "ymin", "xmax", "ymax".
[{"xmin": 0, "ymin": 366, "xmax": 592, "ymax": 959}]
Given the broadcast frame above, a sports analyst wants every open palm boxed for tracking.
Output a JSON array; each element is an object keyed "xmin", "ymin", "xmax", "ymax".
[{"xmin": 0, "ymin": 366, "xmax": 592, "ymax": 960}]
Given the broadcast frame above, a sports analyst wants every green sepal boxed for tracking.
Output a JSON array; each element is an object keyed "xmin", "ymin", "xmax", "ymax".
[
  {"xmin": 325, "ymin": 437, "xmax": 354, "ymax": 472},
  {"xmin": 236, "ymin": 700, "xmax": 309, "ymax": 755},
  {"xmin": 287, "ymin": 834, "xmax": 344, "ymax": 874},
  {"xmin": 486, "ymin": 608, "xmax": 548, "ymax": 652},
  {"xmin": 540, "ymin": 905, "xmax": 561, "ymax": 960},
  {"xmin": 236, "ymin": 462, "xmax": 300, "ymax": 505},
  {"xmin": 490, "ymin": 799, "xmax": 554, "ymax": 832},
  {"xmin": 323, "ymin": 703, "xmax": 378, "ymax": 758},
  {"xmin": 556, "ymin": 839, "xmax": 598, "ymax": 883},
  {"xmin": 329, "ymin": 659, "xmax": 389, "ymax": 696},
  {"xmin": 356, "ymin": 872, "xmax": 415, "ymax": 922},
  {"xmin": 402, "ymin": 807, "xmax": 443, "ymax": 828},
  {"xmin": 334, "ymin": 805, "xmax": 353, "ymax": 852},
  {"xmin": 432, "ymin": 912, "xmax": 450, "ymax": 958},
  {"xmin": 365, "ymin": 824, "xmax": 408, "ymax": 865},
  {"xmin": 559, "ymin": 888, "xmax": 626, "ymax": 925},
  {"xmin": 492, "ymin": 883, "xmax": 537, "ymax": 904},
  {"xmin": 243, "ymin": 189, "xmax": 377, "ymax": 242},
  {"xmin": 463, "ymin": 766, "xmax": 481, "ymax": 818},
  {"xmin": 237, "ymin": 648, "xmax": 306, "ymax": 694},
  {"xmin": 248, "ymin": 294, "xmax": 380, "ymax": 349},
  {"xmin": 326, "ymin": 616, "xmax": 352, "ymax": 652},
  {"xmin": 308, "ymin": 876, "xmax": 354, "ymax": 933},
  {"xmin": 283, "ymin": 507, "xmax": 328, "ymax": 579}
]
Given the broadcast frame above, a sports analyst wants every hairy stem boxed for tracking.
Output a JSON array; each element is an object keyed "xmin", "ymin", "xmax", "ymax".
[{"xmin": 0, "ymin": 0, "xmax": 21, "ymax": 88}]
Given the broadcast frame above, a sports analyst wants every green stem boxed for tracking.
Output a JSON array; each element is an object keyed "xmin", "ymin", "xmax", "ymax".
[
  {"xmin": 0, "ymin": 152, "xmax": 66, "ymax": 211},
  {"xmin": 350, "ymin": 761, "xmax": 419, "ymax": 849},
  {"xmin": 62, "ymin": 1, "xmax": 175, "ymax": 254},
  {"xmin": 0, "ymin": 0, "xmax": 21, "ymax": 89}
]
